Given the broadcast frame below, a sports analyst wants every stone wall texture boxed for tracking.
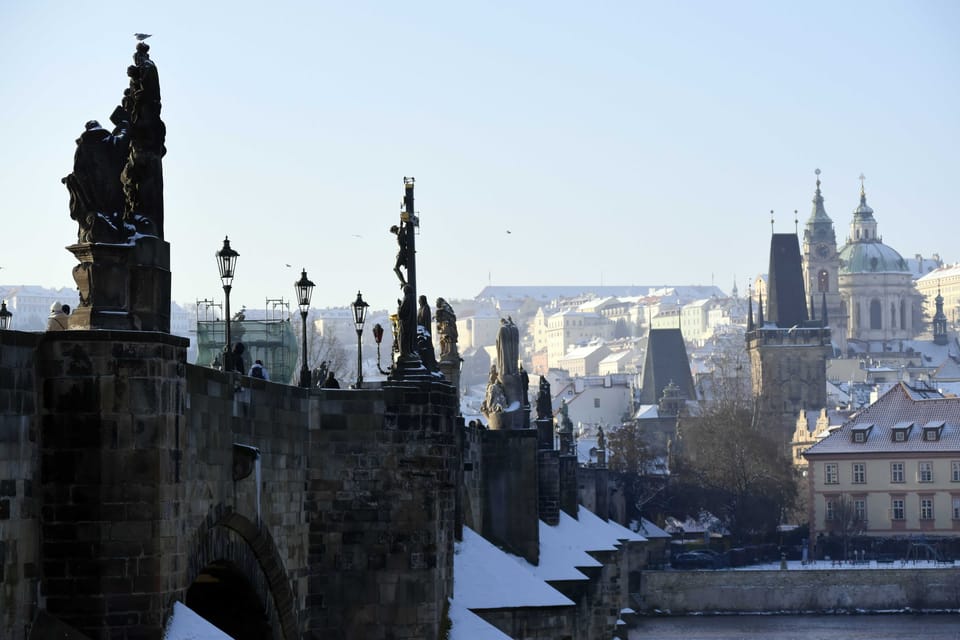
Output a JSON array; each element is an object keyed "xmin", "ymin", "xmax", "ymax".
[
  {"xmin": 639, "ymin": 567, "xmax": 960, "ymax": 614},
  {"xmin": 0, "ymin": 331, "xmax": 42, "ymax": 639},
  {"xmin": 481, "ymin": 429, "xmax": 539, "ymax": 565}
]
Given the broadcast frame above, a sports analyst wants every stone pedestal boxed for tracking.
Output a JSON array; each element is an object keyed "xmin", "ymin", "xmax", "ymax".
[
  {"xmin": 438, "ymin": 353, "xmax": 461, "ymax": 399},
  {"xmin": 67, "ymin": 243, "xmax": 138, "ymax": 330},
  {"xmin": 67, "ymin": 236, "xmax": 171, "ymax": 332},
  {"xmin": 535, "ymin": 417, "xmax": 554, "ymax": 450},
  {"xmin": 130, "ymin": 236, "xmax": 171, "ymax": 332}
]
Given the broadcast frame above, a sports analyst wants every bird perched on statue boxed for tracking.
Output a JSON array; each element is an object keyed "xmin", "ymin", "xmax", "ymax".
[{"xmin": 134, "ymin": 33, "xmax": 152, "ymax": 41}]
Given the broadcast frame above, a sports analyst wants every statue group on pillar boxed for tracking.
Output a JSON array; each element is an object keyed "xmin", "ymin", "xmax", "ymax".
[{"xmin": 63, "ymin": 42, "xmax": 166, "ymax": 244}]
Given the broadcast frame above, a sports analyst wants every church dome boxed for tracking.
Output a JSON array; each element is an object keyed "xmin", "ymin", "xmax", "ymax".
[{"xmin": 838, "ymin": 241, "xmax": 909, "ymax": 274}]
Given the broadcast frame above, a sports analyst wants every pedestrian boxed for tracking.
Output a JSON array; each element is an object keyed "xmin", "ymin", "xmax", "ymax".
[
  {"xmin": 46, "ymin": 301, "xmax": 69, "ymax": 331},
  {"xmin": 320, "ymin": 370, "xmax": 340, "ymax": 389},
  {"xmin": 231, "ymin": 342, "xmax": 246, "ymax": 374},
  {"xmin": 249, "ymin": 359, "xmax": 269, "ymax": 380}
]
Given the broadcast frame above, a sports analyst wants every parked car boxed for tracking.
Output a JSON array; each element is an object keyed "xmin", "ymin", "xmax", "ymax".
[{"xmin": 671, "ymin": 551, "xmax": 720, "ymax": 569}]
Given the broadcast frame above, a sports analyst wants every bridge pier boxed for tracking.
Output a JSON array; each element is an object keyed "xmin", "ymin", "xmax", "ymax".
[{"xmin": 37, "ymin": 331, "xmax": 188, "ymax": 639}]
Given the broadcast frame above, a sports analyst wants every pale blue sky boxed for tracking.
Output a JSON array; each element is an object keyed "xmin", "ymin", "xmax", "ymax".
[{"xmin": 1, "ymin": 1, "xmax": 956, "ymax": 312}]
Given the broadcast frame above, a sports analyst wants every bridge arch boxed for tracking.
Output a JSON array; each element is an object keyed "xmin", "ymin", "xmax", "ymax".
[{"xmin": 183, "ymin": 507, "xmax": 300, "ymax": 640}]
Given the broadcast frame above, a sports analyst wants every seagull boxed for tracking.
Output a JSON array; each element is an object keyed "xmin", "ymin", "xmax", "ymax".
[
  {"xmin": 134, "ymin": 33, "xmax": 152, "ymax": 41},
  {"xmin": 506, "ymin": 230, "xmax": 512, "ymax": 234},
  {"xmin": 285, "ymin": 263, "xmax": 292, "ymax": 268}
]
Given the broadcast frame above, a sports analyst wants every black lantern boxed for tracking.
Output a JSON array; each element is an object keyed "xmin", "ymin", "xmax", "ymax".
[
  {"xmin": 295, "ymin": 269, "xmax": 315, "ymax": 388},
  {"xmin": 216, "ymin": 236, "xmax": 239, "ymax": 371},
  {"xmin": 0, "ymin": 300, "xmax": 11, "ymax": 331},
  {"xmin": 351, "ymin": 291, "xmax": 369, "ymax": 388}
]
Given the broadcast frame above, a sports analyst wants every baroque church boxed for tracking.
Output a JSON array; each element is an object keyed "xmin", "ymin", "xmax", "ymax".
[{"xmin": 801, "ymin": 170, "xmax": 923, "ymax": 355}]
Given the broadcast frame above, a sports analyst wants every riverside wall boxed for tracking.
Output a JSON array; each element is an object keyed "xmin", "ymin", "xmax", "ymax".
[{"xmin": 638, "ymin": 568, "xmax": 960, "ymax": 614}]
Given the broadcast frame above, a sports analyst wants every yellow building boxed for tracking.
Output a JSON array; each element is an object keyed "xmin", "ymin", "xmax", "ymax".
[{"xmin": 803, "ymin": 383, "xmax": 960, "ymax": 540}]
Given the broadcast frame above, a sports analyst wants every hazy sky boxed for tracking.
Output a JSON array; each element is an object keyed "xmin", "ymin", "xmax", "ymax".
[{"xmin": 1, "ymin": 1, "xmax": 957, "ymax": 313}]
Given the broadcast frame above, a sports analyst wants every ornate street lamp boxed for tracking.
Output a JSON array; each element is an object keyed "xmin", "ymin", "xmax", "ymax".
[
  {"xmin": 351, "ymin": 291, "xmax": 369, "ymax": 388},
  {"xmin": 0, "ymin": 300, "xmax": 12, "ymax": 330},
  {"xmin": 216, "ymin": 236, "xmax": 239, "ymax": 371},
  {"xmin": 294, "ymin": 269, "xmax": 315, "ymax": 388}
]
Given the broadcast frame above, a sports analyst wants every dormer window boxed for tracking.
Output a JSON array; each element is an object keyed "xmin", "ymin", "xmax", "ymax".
[
  {"xmin": 891, "ymin": 422, "xmax": 913, "ymax": 443},
  {"xmin": 922, "ymin": 421, "xmax": 945, "ymax": 442},
  {"xmin": 851, "ymin": 424, "xmax": 873, "ymax": 443}
]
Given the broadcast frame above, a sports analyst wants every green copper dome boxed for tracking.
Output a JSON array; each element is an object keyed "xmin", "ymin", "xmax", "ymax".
[{"xmin": 838, "ymin": 241, "xmax": 909, "ymax": 274}]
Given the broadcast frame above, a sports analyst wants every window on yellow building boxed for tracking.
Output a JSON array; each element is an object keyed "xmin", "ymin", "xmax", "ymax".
[
  {"xmin": 852, "ymin": 463, "xmax": 866, "ymax": 484},
  {"xmin": 825, "ymin": 463, "xmax": 839, "ymax": 484},
  {"xmin": 891, "ymin": 498, "xmax": 905, "ymax": 520},
  {"xmin": 920, "ymin": 497, "xmax": 934, "ymax": 520},
  {"xmin": 891, "ymin": 462, "xmax": 904, "ymax": 483}
]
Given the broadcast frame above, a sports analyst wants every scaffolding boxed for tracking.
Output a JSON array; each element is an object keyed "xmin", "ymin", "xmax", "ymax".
[{"xmin": 195, "ymin": 298, "xmax": 299, "ymax": 384}]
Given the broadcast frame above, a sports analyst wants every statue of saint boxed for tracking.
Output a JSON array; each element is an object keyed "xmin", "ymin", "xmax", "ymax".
[
  {"xmin": 417, "ymin": 295, "xmax": 431, "ymax": 332},
  {"xmin": 62, "ymin": 118, "xmax": 130, "ymax": 242},
  {"xmin": 121, "ymin": 42, "xmax": 166, "ymax": 238},
  {"xmin": 435, "ymin": 297, "xmax": 458, "ymax": 359},
  {"xmin": 536, "ymin": 376, "xmax": 552, "ymax": 420},
  {"xmin": 397, "ymin": 284, "xmax": 416, "ymax": 357},
  {"xmin": 496, "ymin": 317, "xmax": 519, "ymax": 378},
  {"xmin": 481, "ymin": 365, "xmax": 507, "ymax": 416}
]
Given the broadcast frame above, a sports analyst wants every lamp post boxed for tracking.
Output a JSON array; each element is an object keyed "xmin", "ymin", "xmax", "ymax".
[
  {"xmin": 294, "ymin": 269, "xmax": 315, "ymax": 388},
  {"xmin": 216, "ymin": 236, "xmax": 239, "ymax": 371},
  {"xmin": 373, "ymin": 322, "xmax": 391, "ymax": 375},
  {"xmin": 0, "ymin": 300, "xmax": 11, "ymax": 330},
  {"xmin": 351, "ymin": 291, "xmax": 369, "ymax": 388}
]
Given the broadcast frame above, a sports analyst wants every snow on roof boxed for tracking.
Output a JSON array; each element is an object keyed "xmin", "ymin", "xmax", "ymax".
[
  {"xmin": 164, "ymin": 601, "xmax": 233, "ymax": 640},
  {"xmin": 635, "ymin": 518, "xmax": 672, "ymax": 539},
  {"xmin": 448, "ymin": 602, "xmax": 514, "ymax": 640},
  {"xmin": 599, "ymin": 350, "xmax": 632, "ymax": 364},
  {"xmin": 558, "ymin": 344, "xmax": 607, "ymax": 360},
  {"xmin": 454, "ymin": 527, "xmax": 574, "ymax": 609},
  {"xmin": 907, "ymin": 258, "xmax": 960, "ymax": 283},
  {"xmin": 633, "ymin": 404, "xmax": 660, "ymax": 420},
  {"xmin": 522, "ymin": 518, "xmax": 603, "ymax": 581},
  {"xmin": 577, "ymin": 506, "xmax": 646, "ymax": 545}
]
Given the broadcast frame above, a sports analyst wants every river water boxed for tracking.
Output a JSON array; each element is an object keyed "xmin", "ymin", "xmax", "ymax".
[{"xmin": 629, "ymin": 613, "xmax": 960, "ymax": 639}]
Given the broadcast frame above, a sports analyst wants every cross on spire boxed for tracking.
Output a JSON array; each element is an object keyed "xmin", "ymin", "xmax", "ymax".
[{"xmin": 859, "ymin": 172, "xmax": 866, "ymax": 196}]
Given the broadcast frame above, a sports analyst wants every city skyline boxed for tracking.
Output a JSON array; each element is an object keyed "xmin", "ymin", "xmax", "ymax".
[{"xmin": 0, "ymin": 1, "xmax": 956, "ymax": 312}]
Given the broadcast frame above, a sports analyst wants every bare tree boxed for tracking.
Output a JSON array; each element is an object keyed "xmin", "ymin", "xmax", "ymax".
[
  {"xmin": 302, "ymin": 319, "xmax": 349, "ymax": 384},
  {"xmin": 828, "ymin": 494, "xmax": 866, "ymax": 561},
  {"xmin": 673, "ymin": 398, "xmax": 796, "ymax": 542},
  {"xmin": 607, "ymin": 423, "xmax": 668, "ymax": 516}
]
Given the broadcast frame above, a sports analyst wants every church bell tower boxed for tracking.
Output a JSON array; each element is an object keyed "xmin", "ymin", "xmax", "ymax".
[{"xmin": 801, "ymin": 169, "xmax": 845, "ymax": 353}]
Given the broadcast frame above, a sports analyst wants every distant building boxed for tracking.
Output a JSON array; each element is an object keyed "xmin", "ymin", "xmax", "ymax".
[
  {"xmin": 545, "ymin": 310, "xmax": 614, "ymax": 369},
  {"xmin": 916, "ymin": 263, "xmax": 960, "ymax": 330}
]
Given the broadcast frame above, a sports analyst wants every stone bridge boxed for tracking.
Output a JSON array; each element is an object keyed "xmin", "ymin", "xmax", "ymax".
[{"xmin": 1, "ymin": 329, "xmax": 459, "ymax": 640}]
